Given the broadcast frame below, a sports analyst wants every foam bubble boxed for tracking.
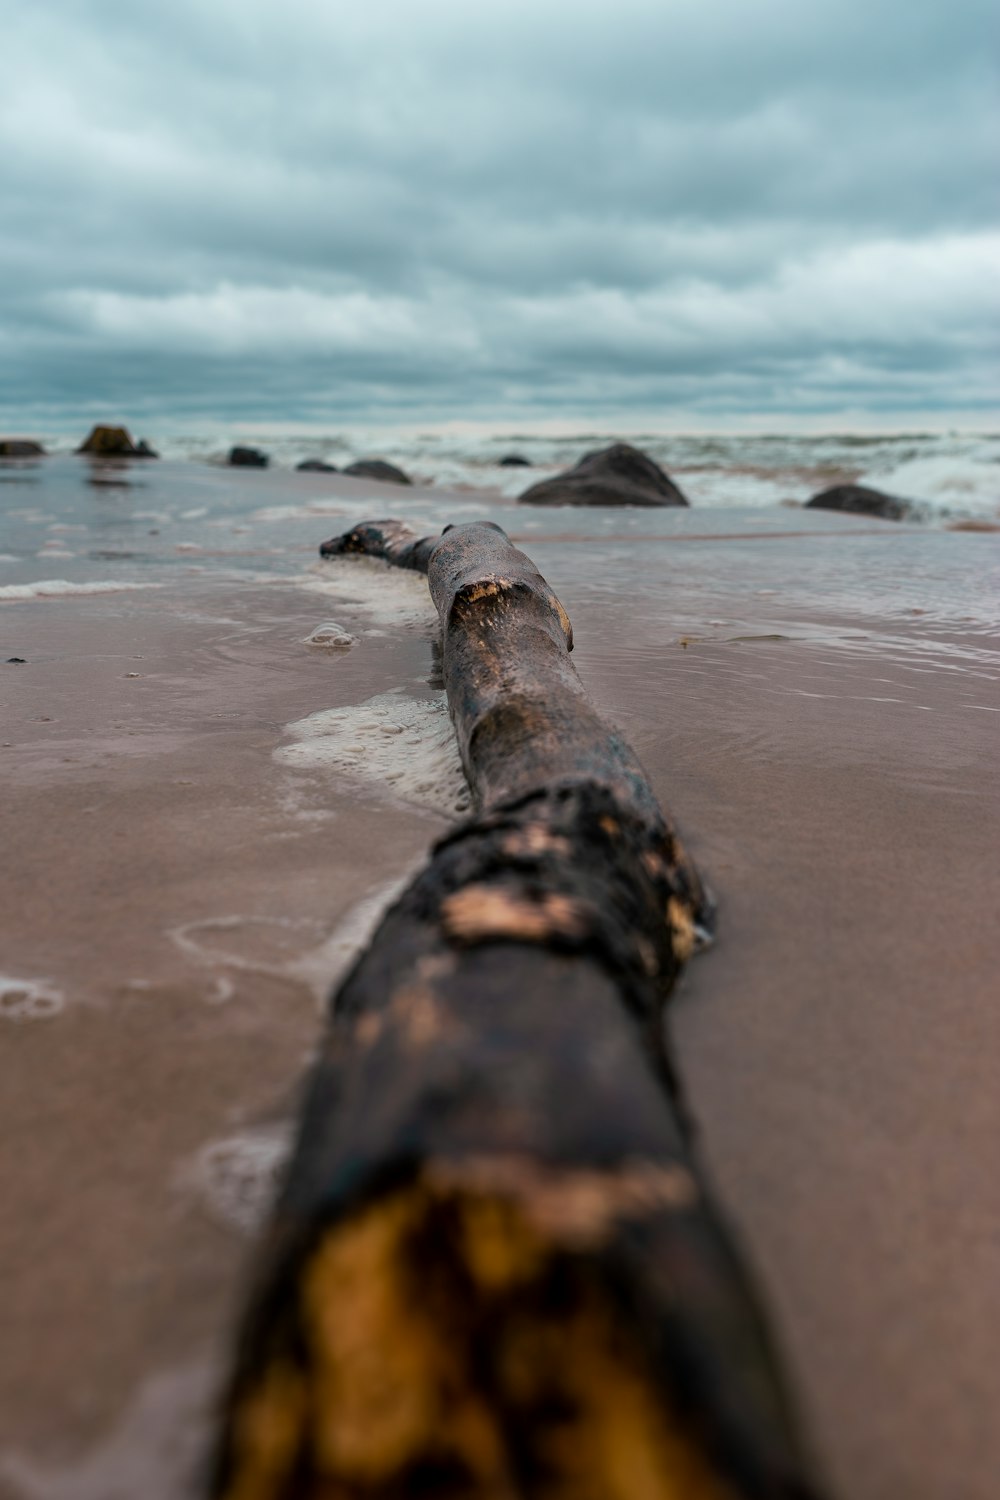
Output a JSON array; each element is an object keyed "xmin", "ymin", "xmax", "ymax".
[
  {"xmin": 277, "ymin": 689, "xmax": 470, "ymax": 817},
  {"xmin": 0, "ymin": 579, "xmax": 160, "ymax": 601},
  {"xmin": 304, "ymin": 620, "xmax": 354, "ymax": 649},
  {"xmin": 187, "ymin": 1123, "xmax": 294, "ymax": 1234},
  {"xmin": 0, "ymin": 976, "xmax": 64, "ymax": 1022}
]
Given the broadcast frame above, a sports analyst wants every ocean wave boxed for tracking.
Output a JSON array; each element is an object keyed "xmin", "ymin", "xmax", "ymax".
[{"xmin": 0, "ymin": 578, "xmax": 160, "ymax": 601}]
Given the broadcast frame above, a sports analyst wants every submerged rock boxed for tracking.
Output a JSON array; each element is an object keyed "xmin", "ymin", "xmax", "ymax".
[
  {"xmin": 296, "ymin": 458, "xmax": 339, "ymax": 473},
  {"xmin": 0, "ymin": 439, "xmax": 46, "ymax": 457},
  {"xmin": 228, "ymin": 446, "xmax": 269, "ymax": 468},
  {"xmin": 342, "ymin": 459, "xmax": 412, "ymax": 485},
  {"xmin": 518, "ymin": 442, "xmax": 688, "ymax": 507},
  {"xmin": 77, "ymin": 425, "xmax": 157, "ymax": 457},
  {"xmin": 806, "ymin": 483, "xmax": 911, "ymax": 522},
  {"xmin": 499, "ymin": 454, "xmax": 531, "ymax": 467}
]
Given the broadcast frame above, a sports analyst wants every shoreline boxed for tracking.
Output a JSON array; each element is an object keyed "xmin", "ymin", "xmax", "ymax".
[{"xmin": 0, "ymin": 487, "xmax": 998, "ymax": 1498}]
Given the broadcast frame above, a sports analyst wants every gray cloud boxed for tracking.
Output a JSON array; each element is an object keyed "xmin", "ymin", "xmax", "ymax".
[{"xmin": 1, "ymin": 0, "xmax": 997, "ymax": 429}]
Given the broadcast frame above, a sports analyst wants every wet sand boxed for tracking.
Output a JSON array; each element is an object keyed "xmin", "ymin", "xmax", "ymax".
[
  {"xmin": 0, "ymin": 580, "xmax": 453, "ymax": 1498},
  {"xmin": 574, "ymin": 621, "xmax": 1000, "ymax": 1500},
  {"xmin": 1, "ymin": 499, "xmax": 998, "ymax": 1499}
]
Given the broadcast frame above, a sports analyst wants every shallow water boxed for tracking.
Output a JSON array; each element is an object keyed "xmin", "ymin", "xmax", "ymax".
[{"xmin": 2, "ymin": 452, "xmax": 998, "ymax": 629}]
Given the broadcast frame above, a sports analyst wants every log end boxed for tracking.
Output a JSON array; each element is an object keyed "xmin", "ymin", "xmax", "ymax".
[{"xmin": 214, "ymin": 1171, "xmax": 748, "ymax": 1500}]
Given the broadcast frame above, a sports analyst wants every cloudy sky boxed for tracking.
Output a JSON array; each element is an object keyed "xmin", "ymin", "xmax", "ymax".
[{"xmin": 1, "ymin": 0, "xmax": 996, "ymax": 432}]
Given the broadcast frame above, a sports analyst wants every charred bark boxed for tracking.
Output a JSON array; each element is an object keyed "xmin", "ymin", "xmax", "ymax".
[{"xmin": 211, "ymin": 522, "xmax": 825, "ymax": 1500}]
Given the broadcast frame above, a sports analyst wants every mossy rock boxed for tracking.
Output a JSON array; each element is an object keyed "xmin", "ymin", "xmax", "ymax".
[{"xmin": 76, "ymin": 425, "xmax": 157, "ymax": 458}]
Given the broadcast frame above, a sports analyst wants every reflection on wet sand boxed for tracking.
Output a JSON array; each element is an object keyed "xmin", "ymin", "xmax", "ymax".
[{"xmin": 85, "ymin": 458, "xmax": 146, "ymax": 491}]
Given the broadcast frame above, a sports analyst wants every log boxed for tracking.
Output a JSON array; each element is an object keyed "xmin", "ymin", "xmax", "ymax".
[{"xmin": 211, "ymin": 521, "xmax": 825, "ymax": 1499}]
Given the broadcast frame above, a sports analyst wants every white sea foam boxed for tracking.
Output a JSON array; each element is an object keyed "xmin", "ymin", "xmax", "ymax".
[
  {"xmin": 185, "ymin": 1123, "xmax": 294, "ymax": 1234},
  {"xmin": 0, "ymin": 976, "xmax": 64, "ymax": 1022},
  {"xmin": 277, "ymin": 689, "xmax": 470, "ymax": 817},
  {"xmin": 0, "ymin": 579, "xmax": 159, "ymax": 601},
  {"xmin": 296, "ymin": 554, "xmax": 439, "ymax": 631},
  {"xmin": 858, "ymin": 450, "xmax": 1000, "ymax": 518}
]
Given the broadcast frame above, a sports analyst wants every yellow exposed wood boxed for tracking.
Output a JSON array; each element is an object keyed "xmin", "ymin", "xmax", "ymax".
[
  {"xmin": 223, "ymin": 1176, "xmax": 734, "ymax": 1498},
  {"xmin": 667, "ymin": 897, "xmax": 696, "ymax": 963},
  {"xmin": 441, "ymin": 886, "xmax": 590, "ymax": 944}
]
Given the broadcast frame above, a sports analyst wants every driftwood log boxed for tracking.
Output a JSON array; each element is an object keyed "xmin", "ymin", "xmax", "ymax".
[{"xmin": 211, "ymin": 520, "xmax": 824, "ymax": 1500}]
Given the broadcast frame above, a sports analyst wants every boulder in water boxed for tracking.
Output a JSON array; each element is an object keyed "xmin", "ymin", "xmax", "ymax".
[
  {"xmin": 0, "ymin": 439, "xmax": 46, "ymax": 457},
  {"xmin": 77, "ymin": 425, "xmax": 155, "ymax": 457},
  {"xmin": 228, "ymin": 446, "xmax": 269, "ymax": 468},
  {"xmin": 499, "ymin": 454, "xmax": 531, "ymax": 467},
  {"xmin": 296, "ymin": 458, "xmax": 339, "ymax": 473},
  {"xmin": 806, "ymin": 483, "xmax": 911, "ymax": 522},
  {"xmin": 518, "ymin": 442, "xmax": 688, "ymax": 507},
  {"xmin": 343, "ymin": 459, "xmax": 412, "ymax": 486}
]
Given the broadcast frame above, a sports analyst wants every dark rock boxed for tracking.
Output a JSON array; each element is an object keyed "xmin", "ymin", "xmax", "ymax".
[
  {"xmin": 7, "ymin": 657, "xmax": 27, "ymax": 664},
  {"xmin": 342, "ymin": 459, "xmax": 412, "ymax": 486},
  {"xmin": 499, "ymin": 454, "xmax": 531, "ymax": 467},
  {"xmin": 806, "ymin": 483, "xmax": 911, "ymax": 522},
  {"xmin": 77, "ymin": 425, "xmax": 149, "ymax": 457},
  {"xmin": 518, "ymin": 442, "xmax": 688, "ymax": 507},
  {"xmin": 134, "ymin": 439, "xmax": 159, "ymax": 459},
  {"xmin": 228, "ymin": 446, "xmax": 269, "ymax": 468},
  {"xmin": 0, "ymin": 439, "xmax": 45, "ymax": 458},
  {"xmin": 296, "ymin": 458, "xmax": 339, "ymax": 473}
]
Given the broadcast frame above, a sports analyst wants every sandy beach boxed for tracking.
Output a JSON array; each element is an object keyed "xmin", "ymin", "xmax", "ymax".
[{"xmin": 1, "ymin": 462, "xmax": 998, "ymax": 1499}]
